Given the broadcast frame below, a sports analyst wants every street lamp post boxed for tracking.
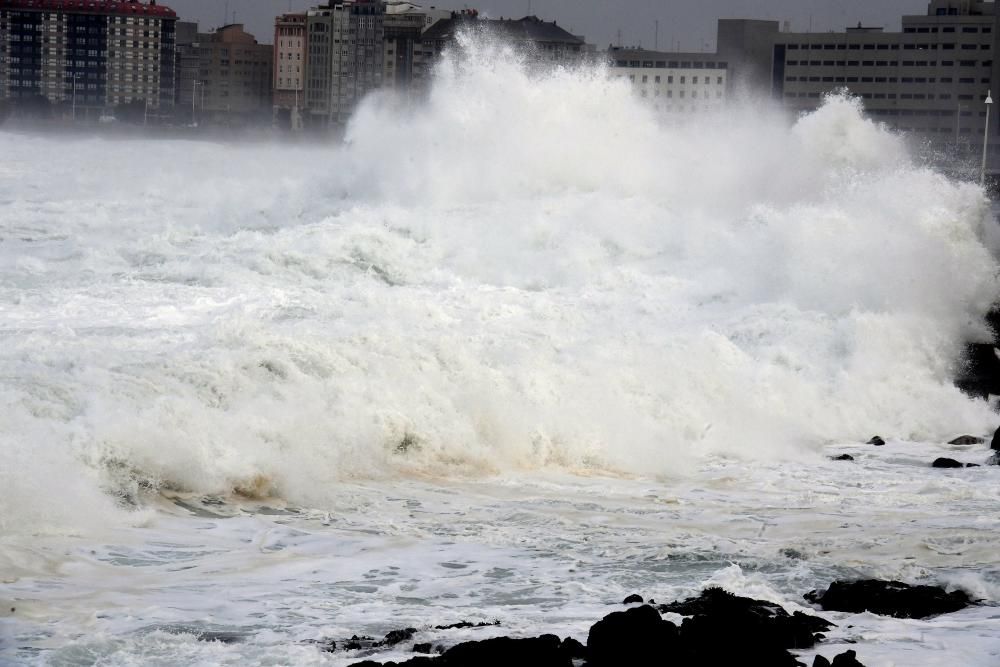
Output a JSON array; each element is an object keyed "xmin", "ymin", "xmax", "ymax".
[
  {"xmin": 981, "ymin": 89, "xmax": 993, "ymax": 188},
  {"xmin": 71, "ymin": 71, "xmax": 83, "ymax": 121},
  {"xmin": 956, "ymin": 103, "xmax": 966, "ymax": 145}
]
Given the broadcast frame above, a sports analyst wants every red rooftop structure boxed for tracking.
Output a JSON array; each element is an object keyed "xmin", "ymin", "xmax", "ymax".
[{"xmin": 0, "ymin": 0, "xmax": 176, "ymax": 18}]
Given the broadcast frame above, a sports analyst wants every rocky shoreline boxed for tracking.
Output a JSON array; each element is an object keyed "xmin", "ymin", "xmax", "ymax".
[{"xmin": 330, "ymin": 580, "xmax": 976, "ymax": 667}]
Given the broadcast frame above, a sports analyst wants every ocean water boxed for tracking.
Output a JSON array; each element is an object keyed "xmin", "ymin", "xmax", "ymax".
[{"xmin": 2, "ymin": 45, "xmax": 1000, "ymax": 666}]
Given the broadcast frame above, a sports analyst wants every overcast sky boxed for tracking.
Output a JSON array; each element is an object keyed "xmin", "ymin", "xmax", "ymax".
[{"xmin": 166, "ymin": 0, "xmax": 930, "ymax": 50}]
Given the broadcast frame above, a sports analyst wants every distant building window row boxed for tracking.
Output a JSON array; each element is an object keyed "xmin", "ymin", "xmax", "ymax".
[
  {"xmin": 786, "ymin": 59, "xmax": 990, "ymax": 68},
  {"xmin": 785, "ymin": 39, "xmax": 990, "ymax": 51},
  {"xmin": 616, "ymin": 59, "xmax": 728, "ymax": 70}
]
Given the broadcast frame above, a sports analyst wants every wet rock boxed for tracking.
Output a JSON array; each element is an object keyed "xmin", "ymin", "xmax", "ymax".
[
  {"xmin": 656, "ymin": 587, "xmax": 832, "ymax": 665},
  {"xmin": 343, "ymin": 635, "xmax": 379, "ymax": 651},
  {"xmin": 434, "ymin": 620, "xmax": 500, "ymax": 630},
  {"xmin": 587, "ymin": 604, "xmax": 678, "ymax": 666},
  {"xmin": 383, "ymin": 628, "xmax": 417, "ymax": 646},
  {"xmin": 948, "ymin": 435, "xmax": 983, "ymax": 445},
  {"xmin": 622, "ymin": 593, "xmax": 644, "ymax": 604},
  {"xmin": 814, "ymin": 650, "xmax": 866, "ymax": 667},
  {"xmin": 411, "ymin": 643, "xmax": 432, "ymax": 654},
  {"xmin": 443, "ymin": 635, "xmax": 569, "ymax": 666},
  {"xmin": 967, "ymin": 463, "xmax": 981, "ymax": 468},
  {"xmin": 932, "ymin": 457, "xmax": 964, "ymax": 469},
  {"xmin": 992, "ymin": 425, "xmax": 1000, "ymax": 451},
  {"xmin": 804, "ymin": 580, "xmax": 973, "ymax": 619},
  {"xmin": 867, "ymin": 436, "xmax": 885, "ymax": 446},
  {"xmin": 349, "ymin": 660, "xmax": 436, "ymax": 667},
  {"xmin": 831, "ymin": 649, "xmax": 866, "ymax": 667},
  {"xmin": 560, "ymin": 636, "xmax": 586, "ymax": 660},
  {"xmin": 831, "ymin": 454, "xmax": 854, "ymax": 461},
  {"xmin": 956, "ymin": 342, "xmax": 1000, "ymax": 399}
]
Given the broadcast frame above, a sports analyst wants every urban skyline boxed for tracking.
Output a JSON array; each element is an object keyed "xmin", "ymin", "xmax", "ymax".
[{"xmin": 167, "ymin": 0, "xmax": 928, "ymax": 52}]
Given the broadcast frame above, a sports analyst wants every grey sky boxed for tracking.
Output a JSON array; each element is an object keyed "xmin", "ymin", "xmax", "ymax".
[{"xmin": 167, "ymin": 0, "xmax": 929, "ymax": 50}]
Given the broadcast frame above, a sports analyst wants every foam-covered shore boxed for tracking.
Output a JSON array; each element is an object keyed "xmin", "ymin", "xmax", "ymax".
[{"xmin": 2, "ymin": 40, "xmax": 1000, "ymax": 665}]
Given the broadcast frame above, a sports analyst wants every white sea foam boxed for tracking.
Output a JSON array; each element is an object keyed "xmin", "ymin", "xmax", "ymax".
[{"xmin": 1, "ymin": 44, "xmax": 998, "ymax": 541}]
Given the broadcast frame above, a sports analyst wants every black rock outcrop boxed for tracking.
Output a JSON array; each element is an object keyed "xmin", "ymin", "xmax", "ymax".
[
  {"xmin": 932, "ymin": 457, "xmax": 964, "ymax": 468},
  {"xmin": 804, "ymin": 580, "xmax": 972, "ymax": 619},
  {"xmin": 813, "ymin": 650, "xmax": 867, "ymax": 667}
]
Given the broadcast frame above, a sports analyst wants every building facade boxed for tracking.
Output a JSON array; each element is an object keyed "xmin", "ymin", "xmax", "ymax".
[
  {"xmin": 194, "ymin": 24, "xmax": 272, "ymax": 123},
  {"xmin": 304, "ymin": 0, "xmax": 385, "ymax": 127},
  {"xmin": 0, "ymin": 0, "xmax": 177, "ymax": 117},
  {"xmin": 274, "ymin": 11, "xmax": 306, "ymax": 127},
  {"xmin": 420, "ymin": 13, "xmax": 587, "ymax": 63},
  {"xmin": 381, "ymin": 1, "xmax": 448, "ymax": 97},
  {"xmin": 771, "ymin": 2, "xmax": 999, "ymax": 149},
  {"xmin": 608, "ymin": 47, "xmax": 728, "ymax": 115}
]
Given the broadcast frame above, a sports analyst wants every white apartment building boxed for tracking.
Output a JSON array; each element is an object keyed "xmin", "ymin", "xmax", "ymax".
[{"xmin": 608, "ymin": 47, "xmax": 728, "ymax": 114}]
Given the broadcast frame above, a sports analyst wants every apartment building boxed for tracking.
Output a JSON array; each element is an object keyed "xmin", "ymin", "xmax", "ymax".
[
  {"xmin": 305, "ymin": 0, "xmax": 384, "ymax": 127},
  {"xmin": 0, "ymin": 0, "xmax": 177, "ymax": 117},
  {"xmin": 274, "ymin": 11, "xmax": 306, "ymax": 126},
  {"xmin": 608, "ymin": 48, "xmax": 728, "ymax": 115},
  {"xmin": 420, "ymin": 13, "xmax": 587, "ymax": 63},
  {"xmin": 173, "ymin": 19, "xmax": 197, "ymax": 116},
  {"xmin": 194, "ymin": 24, "xmax": 272, "ymax": 122},
  {"xmin": 771, "ymin": 1, "xmax": 1000, "ymax": 149}
]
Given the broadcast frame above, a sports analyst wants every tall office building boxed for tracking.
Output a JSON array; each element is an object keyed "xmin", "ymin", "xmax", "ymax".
[
  {"xmin": 771, "ymin": 1, "xmax": 1000, "ymax": 153},
  {"xmin": 0, "ymin": 0, "xmax": 177, "ymax": 117},
  {"xmin": 193, "ymin": 24, "xmax": 273, "ymax": 123},
  {"xmin": 274, "ymin": 12, "xmax": 307, "ymax": 127},
  {"xmin": 305, "ymin": 0, "xmax": 385, "ymax": 127}
]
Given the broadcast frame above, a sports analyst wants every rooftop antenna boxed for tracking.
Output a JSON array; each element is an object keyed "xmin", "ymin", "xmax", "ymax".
[
  {"xmin": 617, "ymin": 28, "xmax": 621, "ymax": 47},
  {"xmin": 224, "ymin": 0, "xmax": 229, "ymax": 27}
]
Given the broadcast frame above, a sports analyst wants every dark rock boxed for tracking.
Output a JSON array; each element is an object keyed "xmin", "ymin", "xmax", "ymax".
[
  {"xmin": 867, "ymin": 436, "xmax": 885, "ymax": 446},
  {"xmin": 343, "ymin": 635, "xmax": 378, "ymax": 651},
  {"xmin": 805, "ymin": 580, "xmax": 973, "ymax": 618},
  {"xmin": 622, "ymin": 593, "xmax": 644, "ymax": 604},
  {"xmin": 441, "ymin": 634, "xmax": 570, "ymax": 667},
  {"xmin": 559, "ymin": 636, "xmax": 586, "ymax": 660},
  {"xmin": 831, "ymin": 454, "xmax": 854, "ymax": 461},
  {"xmin": 831, "ymin": 649, "xmax": 867, "ymax": 667},
  {"xmin": 967, "ymin": 463, "xmax": 981, "ymax": 468},
  {"xmin": 383, "ymin": 628, "xmax": 417, "ymax": 646},
  {"xmin": 412, "ymin": 643, "xmax": 432, "ymax": 654},
  {"xmin": 956, "ymin": 342, "xmax": 1000, "ymax": 399},
  {"xmin": 948, "ymin": 435, "xmax": 983, "ymax": 445},
  {"xmin": 656, "ymin": 588, "xmax": 832, "ymax": 665},
  {"xmin": 434, "ymin": 620, "xmax": 500, "ymax": 630},
  {"xmin": 814, "ymin": 651, "xmax": 867, "ymax": 667},
  {"xmin": 932, "ymin": 457, "xmax": 964, "ymax": 469},
  {"xmin": 587, "ymin": 604, "xmax": 678, "ymax": 666},
  {"xmin": 992, "ymin": 426, "xmax": 1000, "ymax": 451},
  {"xmin": 349, "ymin": 660, "xmax": 437, "ymax": 667},
  {"xmin": 195, "ymin": 631, "xmax": 244, "ymax": 644}
]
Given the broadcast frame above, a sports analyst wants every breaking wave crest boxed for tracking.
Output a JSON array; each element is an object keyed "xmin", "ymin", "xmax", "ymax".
[{"xmin": 1, "ymin": 41, "xmax": 998, "ymax": 534}]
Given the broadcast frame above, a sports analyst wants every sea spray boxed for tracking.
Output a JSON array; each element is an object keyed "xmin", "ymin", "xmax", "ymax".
[{"xmin": 0, "ymin": 42, "xmax": 997, "ymax": 535}]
